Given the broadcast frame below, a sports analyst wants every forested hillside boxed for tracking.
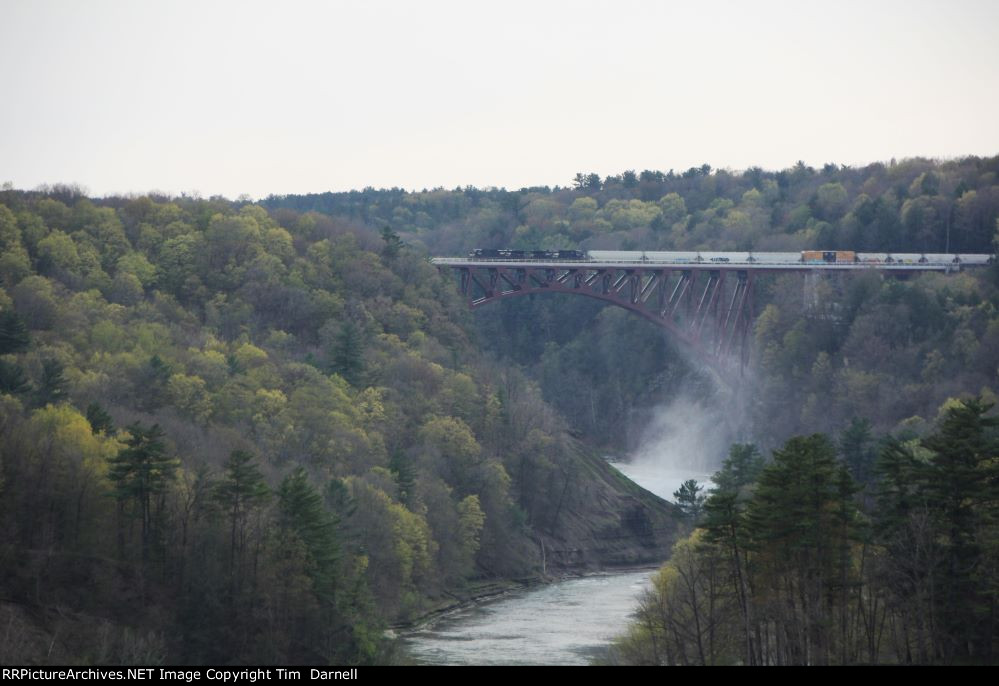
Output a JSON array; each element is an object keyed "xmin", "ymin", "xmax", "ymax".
[
  {"xmin": 1, "ymin": 154, "xmax": 997, "ymax": 665},
  {"xmin": 0, "ymin": 187, "xmax": 678, "ymax": 665}
]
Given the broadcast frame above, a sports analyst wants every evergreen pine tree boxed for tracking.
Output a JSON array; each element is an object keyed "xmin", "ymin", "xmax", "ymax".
[
  {"xmin": 673, "ymin": 479, "xmax": 705, "ymax": 521},
  {"xmin": 278, "ymin": 467, "xmax": 340, "ymax": 602},
  {"xmin": 139, "ymin": 355, "xmax": 173, "ymax": 411},
  {"xmin": 34, "ymin": 358, "xmax": 67, "ymax": 407},
  {"xmin": 108, "ymin": 423, "xmax": 178, "ymax": 565},
  {"xmin": 85, "ymin": 401, "xmax": 115, "ymax": 435},
  {"xmin": 380, "ymin": 225, "xmax": 403, "ymax": 262},
  {"xmin": 840, "ymin": 417, "xmax": 877, "ymax": 486},
  {"xmin": 331, "ymin": 321, "xmax": 364, "ymax": 386},
  {"xmin": 0, "ymin": 310, "xmax": 29, "ymax": 354},
  {"xmin": 388, "ymin": 451, "xmax": 416, "ymax": 505},
  {"xmin": 326, "ymin": 477, "xmax": 356, "ymax": 521},
  {"xmin": 0, "ymin": 359, "xmax": 31, "ymax": 395},
  {"xmin": 213, "ymin": 450, "xmax": 270, "ymax": 596},
  {"xmin": 745, "ymin": 434, "xmax": 859, "ymax": 664},
  {"xmin": 874, "ymin": 436, "xmax": 941, "ymax": 664},
  {"xmin": 712, "ymin": 443, "xmax": 765, "ymax": 495}
]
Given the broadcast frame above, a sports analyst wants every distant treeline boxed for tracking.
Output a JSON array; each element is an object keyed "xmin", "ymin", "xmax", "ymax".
[{"xmin": 262, "ymin": 156, "xmax": 999, "ymax": 256}]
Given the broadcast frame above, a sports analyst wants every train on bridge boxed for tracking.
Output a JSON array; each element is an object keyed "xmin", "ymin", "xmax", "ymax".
[
  {"xmin": 470, "ymin": 249, "xmax": 588, "ymax": 260},
  {"xmin": 467, "ymin": 249, "xmax": 995, "ymax": 267}
]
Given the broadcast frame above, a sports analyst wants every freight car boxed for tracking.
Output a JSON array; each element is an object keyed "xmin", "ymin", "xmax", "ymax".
[{"xmin": 801, "ymin": 250, "xmax": 857, "ymax": 264}]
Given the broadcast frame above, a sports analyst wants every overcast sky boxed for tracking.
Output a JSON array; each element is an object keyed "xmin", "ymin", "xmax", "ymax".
[{"xmin": 1, "ymin": 0, "xmax": 997, "ymax": 198}]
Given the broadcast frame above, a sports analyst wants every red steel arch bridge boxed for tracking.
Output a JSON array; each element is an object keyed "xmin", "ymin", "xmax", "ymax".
[{"xmin": 431, "ymin": 250, "xmax": 994, "ymax": 376}]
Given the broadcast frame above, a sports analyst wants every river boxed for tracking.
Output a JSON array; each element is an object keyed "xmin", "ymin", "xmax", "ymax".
[
  {"xmin": 402, "ymin": 569, "xmax": 655, "ymax": 665},
  {"xmin": 403, "ymin": 460, "xmax": 706, "ymax": 665}
]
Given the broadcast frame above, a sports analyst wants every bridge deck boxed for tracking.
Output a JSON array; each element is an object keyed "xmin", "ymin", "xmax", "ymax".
[{"xmin": 430, "ymin": 257, "xmax": 959, "ymax": 272}]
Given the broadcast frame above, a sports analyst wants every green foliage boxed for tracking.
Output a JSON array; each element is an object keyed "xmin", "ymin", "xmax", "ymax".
[
  {"xmin": 0, "ymin": 204, "xmax": 19, "ymax": 251},
  {"xmin": 213, "ymin": 449, "xmax": 271, "ymax": 592},
  {"xmin": 156, "ymin": 232, "xmax": 206, "ymax": 301},
  {"xmin": 672, "ymin": 479, "xmax": 705, "ymax": 521},
  {"xmin": 11, "ymin": 275, "xmax": 58, "ymax": 329},
  {"xmin": 839, "ymin": 417, "xmax": 877, "ymax": 485},
  {"xmin": 37, "ymin": 230, "xmax": 81, "ymax": 277},
  {"xmin": 456, "ymin": 494, "xmax": 485, "ymax": 563},
  {"xmin": 347, "ymin": 479, "xmax": 434, "ymax": 616},
  {"xmin": 329, "ymin": 320, "xmax": 365, "ymax": 386},
  {"xmin": 214, "ymin": 450, "xmax": 270, "ymax": 517},
  {"xmin": 34, "ymin": 358, "xmax": 67, "ymax": 407},
  {"xmin": 138, "ymin": 355, "xmax": 172, "ymax": 411},
  {"xmin": 0, "ymin": 359, "xmax": 31, "ymax": 395},
  {"xmin": 388, "ymin": 450, "xmax": 415, "ymax": 505},
  {"xmin": 107, "ymin": 423, "xmax": 173, "ymax": 497},
  {"xmin": 1, "ymin": 403, "xmax": 119, "ymax": 558},
  {"xmin": 712, "ymin": 443, "xmax": 765, "ymax": 495},
  {"xmin": 85, "ymin": 401, "xmax": 115, "ymax": 435},
  {"xmin": 0, "ymin": 310, "xmax": 30, "ymax": 354},
  {"xmin": 116, "ymin": 252, "xmax": 157, "ymax": 288},
  {"xmin": 278, "ymin": 467, "xmax": 340, "ymax": 601},
  {"xmin": 165, "ymin": 373, "xmax": 211, "ymax": 424},
  {"xmin": 380, "ymin": 225, "xmax": 403, "ymax": 261},
  {"xmin": 0, "ymin": 245, "xmax": 32, "ymax": 286},
  {"xmin": 110, "ymin": 271, "xmax": 144, "ymax": 305},
  {"xmin": 746, "ymin": 434, "xmax": 854, "ymax": 553},
  {"xmin": 107, "ymin": 423, "xmax": 178, "ymax": 564},
  {"xmin": 814, "ymin": 182, "xmax": 848, "ymax": 221},
  {"xmin": 418, "ymin": 415, "xmax": 481, "ymax": 490}
]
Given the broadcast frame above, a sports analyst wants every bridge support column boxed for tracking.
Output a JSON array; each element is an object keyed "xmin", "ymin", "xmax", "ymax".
[{"xmin": 803, "ymin": 270, "xmax": 823, "ymax": 310}]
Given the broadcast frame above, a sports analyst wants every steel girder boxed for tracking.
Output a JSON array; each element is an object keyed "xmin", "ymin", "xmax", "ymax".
[{"xmin": 445, "ymin": 264, "xmax": 755, "ymax": 375}]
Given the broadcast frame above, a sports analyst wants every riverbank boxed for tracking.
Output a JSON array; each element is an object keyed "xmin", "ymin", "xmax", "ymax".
[{"xmin": 520, "ymin": 447, "xmax": 683, "ymax": 571}]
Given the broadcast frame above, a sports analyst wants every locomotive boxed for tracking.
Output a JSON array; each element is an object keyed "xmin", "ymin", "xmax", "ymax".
[{"xmin": 469, "ymin": 249, "xmax": 587, "ymax": 260}]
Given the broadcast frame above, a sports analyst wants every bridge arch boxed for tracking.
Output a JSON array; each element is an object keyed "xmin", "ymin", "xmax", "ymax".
[{"xmin": 445, "ymin": 262, "xmax": 755, "ymax": 374}]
